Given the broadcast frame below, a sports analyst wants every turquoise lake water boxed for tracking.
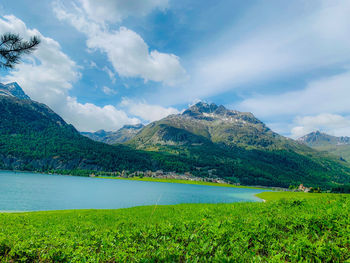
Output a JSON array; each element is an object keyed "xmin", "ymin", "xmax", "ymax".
[{"xmin": 0, "ymin": 171, "xmax": 265, "ymax": 211}]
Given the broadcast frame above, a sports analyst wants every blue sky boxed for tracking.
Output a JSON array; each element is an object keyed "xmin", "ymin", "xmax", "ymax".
[{"xmin": 0, "ymin": 0, "xmax": 350, "ymax": 137}]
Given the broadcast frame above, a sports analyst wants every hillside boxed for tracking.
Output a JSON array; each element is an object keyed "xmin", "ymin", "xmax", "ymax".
[
  {"xmin": 0, "ymin": 87, "xmax": 154, "ymax": 172},
  {"xmin": 0, "ymin": 93, "xmax": 209, "ymax": 175},
  {"xmin": 128, "ymin": 102, "xmax": 350, "ymax": 187},
  {"xmin": 130, "ymin": 102, "xmax": 292, "ymax": 149},
  {"xmin": 1, "ymin": 83, "xmax": 350, "ymax": 188},
  {"xmin": 81, "ymin": 124, "xmax": 144, "ymax": 144},
  {"xmin": 298, "ymin": 131, "xmax": 350, "ymax": 162}
]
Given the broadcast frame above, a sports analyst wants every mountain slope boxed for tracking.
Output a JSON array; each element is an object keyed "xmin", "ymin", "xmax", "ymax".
[
  {"xmin": 0, "ymin": 94, "xmax": 156, "ymax": 172},
  {"xmin": 298, "ymin": 131, "xmax": 350, "ymax": 161},
  {"xmin": 1, "ymin": 84, "xmax": 350, "ymax": 188},
  {"xmin": 128, "ymin": 102, "xmax": 350, "ymax": 187},
  {"xmin": 130, "ymin": 102, "xmax": 290, "ymax": 149},
  {"xmin": 81, "ymin": 124, "xmax": 144, "ymax": 144}
]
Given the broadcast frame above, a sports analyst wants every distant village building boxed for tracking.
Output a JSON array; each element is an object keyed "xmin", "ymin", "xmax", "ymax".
[{"xmin": 298, "ymin": 184, "xmax": 311, "ymax": 192}]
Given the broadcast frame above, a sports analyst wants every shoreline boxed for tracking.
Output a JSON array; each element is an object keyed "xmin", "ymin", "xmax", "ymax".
[
  {"xmin": 4, "ymin": 192, "xmax": 346, "ymax": 214},
  {"xmin": 0, "ymin": 170, "xmax": 272, "ymax": 213},
  {"xmin": 0, "ymin": 210, "xmax": 25, "ymax": 213},
  {"xmin": 0, "ymin": 169, "xmax": 276, "ymax": 190},
  {"xmin": 97, "ymin": 176, "xmax": 271, "ymax": 190}
]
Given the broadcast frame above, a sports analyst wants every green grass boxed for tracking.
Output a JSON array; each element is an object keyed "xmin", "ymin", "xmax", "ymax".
[
  {"xmin": 255, "ymin": 191, "xmax": 349, "ymax": 201},
  {"xmin": 0, "ymin": 192, "xmax": 349, "ymax": 262},
  {"xmin": 98, "ymin": 176, "xmax": 267, "ymax": 189}
]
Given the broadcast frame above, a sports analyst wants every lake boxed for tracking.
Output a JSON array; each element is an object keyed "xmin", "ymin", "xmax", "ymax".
[{"xmin": 0, "ymin": 171, "xmax": 265, "ymax": 211}]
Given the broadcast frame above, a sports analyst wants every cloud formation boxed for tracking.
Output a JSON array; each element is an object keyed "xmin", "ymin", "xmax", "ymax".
[
  {"xmin": 102, "ymin": 86, "xmax": 117, "ymax": 95},
  {"xmin": 54, "ymin": 0, "xmax": 186, "ymax": 85},
  {"xmin": 63, "ymin": 97, "xmax": 139, "ymax": 131},
  {"xmin": 79, "ymin": 0, "xmax": 168, "ymax": 23},
  {"xmin": 291, "ymin": 114, "xmax": 350, "ymax": 138},
  {"xmin": 0, "ymin": 15, "xmax": 139, "ymax": 132},
  {"xmin": 238, "ymin": 70, "xmax": 350, "ymax": 137},
  {"xmin": 239, "ymin": 70, "xmax": 350, "ymax": 118},
  {"xmin": 120, "ymin": 98, "xmax": 179, "ymax": 122},
  {"xmin": 156, "ymin": 0, "xmax": 350, "ymax": 104},
  {"xmin": 0, "ymin": 15, "xmax": 79, "ymax": 108}
]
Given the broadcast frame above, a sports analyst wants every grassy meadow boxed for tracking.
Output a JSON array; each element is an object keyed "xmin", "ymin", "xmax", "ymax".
[{"xmin": 0, "ymin": 192, "xmax": 349, "ymax": 262}]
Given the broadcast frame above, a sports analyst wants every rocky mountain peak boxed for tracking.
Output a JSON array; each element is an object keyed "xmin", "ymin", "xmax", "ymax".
[
  {"xmin": 180, "ymin": 101, "xmax": 261, "ymax": 125},
  {"xmin": 182, "ymin": 102, "xmax": 230, "ymax": 117},
  {"xmin": 0, "ymin": 82, "xmax": 30, "ymax": 100},
  {"xmin": 183, "ymin": 102, "xmax": 217, "ymax": 116}
]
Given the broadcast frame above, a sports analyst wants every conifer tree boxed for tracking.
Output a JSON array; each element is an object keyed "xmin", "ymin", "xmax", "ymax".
[{"xmin": 0, "ymin": 33, "xmax": 40, "ymax": 69}]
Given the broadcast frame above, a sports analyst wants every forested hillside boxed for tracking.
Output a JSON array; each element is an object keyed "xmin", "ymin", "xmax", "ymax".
[
  {"xmin": 127, "ymin": 102, "xmax": 350, "ymax": 187},
  {"xmin": 1, "ymin": 90, "xmax": 350, "ymax": 188}
]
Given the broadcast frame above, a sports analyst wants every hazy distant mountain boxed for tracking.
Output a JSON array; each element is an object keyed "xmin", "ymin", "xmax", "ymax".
[
  {"xmin": 0, "ymin": 82, "xmax": 30, "ymax": 100},
  {"xmin": 81, "ymin": 124, "xmax": 144, "ymax": 144},
  {"xmin": 298, "ymin": 131, "xmax": 350, "ymax": 146},
  {"xmin": 298, "ymin": 131, "xmax": 350, "ymax": 161}
]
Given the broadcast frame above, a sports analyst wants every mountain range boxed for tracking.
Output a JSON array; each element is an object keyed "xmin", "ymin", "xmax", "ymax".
[
  {"xmin": 298, "ymin": 131, "xmax": 350, "ymax": 162},
  {"xmin": 81, "ymin": 124, "xmax": 144, "ymax": 144},
  {"xmin": 1, "ymin": 82, "xmax": 350, "ymax": 188},
  {"xmin": 129, "ymin": 102, "xmax": 287, "ymax": 149},
  {"xmin": 126, "ymin": 102, "xmax": 350, "ymax": 187}
]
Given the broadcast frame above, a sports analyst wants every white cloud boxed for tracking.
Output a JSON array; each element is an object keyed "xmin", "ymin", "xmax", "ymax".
[
  {"xmin": 63, "ymin": 97, "xmax": 139, "ymax": 131},
  {"xmin": 102, "ymin": 86, "xmax": 117, "ymax": 95},
  {"xmin": 120, "ymin": 98, "xmax": 179, "ymax": 122},
  {"xmin": 88, "ymin": 60, "xmax": 97, "ymax": 68},
  {"xmin": 102, "ymin": 66, "xmax": 116, "ymax": 83},
  {"xmin": 79, "ymin": 0, "xmax": 168, "ymax": 23},
  {"xmin": 291, "ymin": 114, "xmax": 350, "ymax": 138},
  {"xmin": 154, "ymin": 0, "xmax": 350, "ymax": 104},
  {"xmin": 54, "ymin": 1, "xmax": 186, "ymax": 85},
  {"xmin": 0, "ymin": 15, "xmax": 139, "ymax": 132},
  {"xmin": 237, "ymin": 69, "xmax": 350, "ymax": 137},
  {"xmin": 238, "ymin": 70, "xmax": 350, "ymax": 118},
  {"xmin": 88, "ymin": 27, "xmax": 186, "ymax": 85},
  {"xmin": 0, "ymin": 15, "xmax": 79, "ymax": 108}
]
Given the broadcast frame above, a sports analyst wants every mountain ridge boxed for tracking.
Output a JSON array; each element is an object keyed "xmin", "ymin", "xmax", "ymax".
[
  {"xmin": 1, "ymin": 85, "xmax": 350, "ymax": 188},
  {"xmin": 81, "ymin": 124, "xmax": 144, "ymax": 144},
  {"xmin": 298, "ymin": 131, "xmax": 350, "ymax": 146},
  {"xmin": 127, "ymin": 102, "xmax": 350, "ymax": 187},
  {"xmin": 298, "ymin": 131, "xmax": 350, "ymax": 161},
  {"xmin": 130, "ymin": 102, "xmax": 285, "ymax": 149},
  {"xmin": 0, "ymin": 93, "xmax": 155, "ymax": 172}
]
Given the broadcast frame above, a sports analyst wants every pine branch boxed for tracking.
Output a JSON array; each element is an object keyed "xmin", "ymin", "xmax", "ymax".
[{"xmin": 0, "ymin": 33, "xmax": 41, "ymax": 69}]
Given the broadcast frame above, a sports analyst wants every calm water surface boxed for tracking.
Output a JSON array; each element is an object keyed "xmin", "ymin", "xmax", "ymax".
[{"xmin": 0, "ymin": 171, "xmax": 265, "ymax": 211}]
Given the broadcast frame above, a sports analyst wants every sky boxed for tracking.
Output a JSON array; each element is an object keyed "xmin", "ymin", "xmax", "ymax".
[{"xmin": 0, "ymin": 0, "xmax": 350, "ymax": 138}]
